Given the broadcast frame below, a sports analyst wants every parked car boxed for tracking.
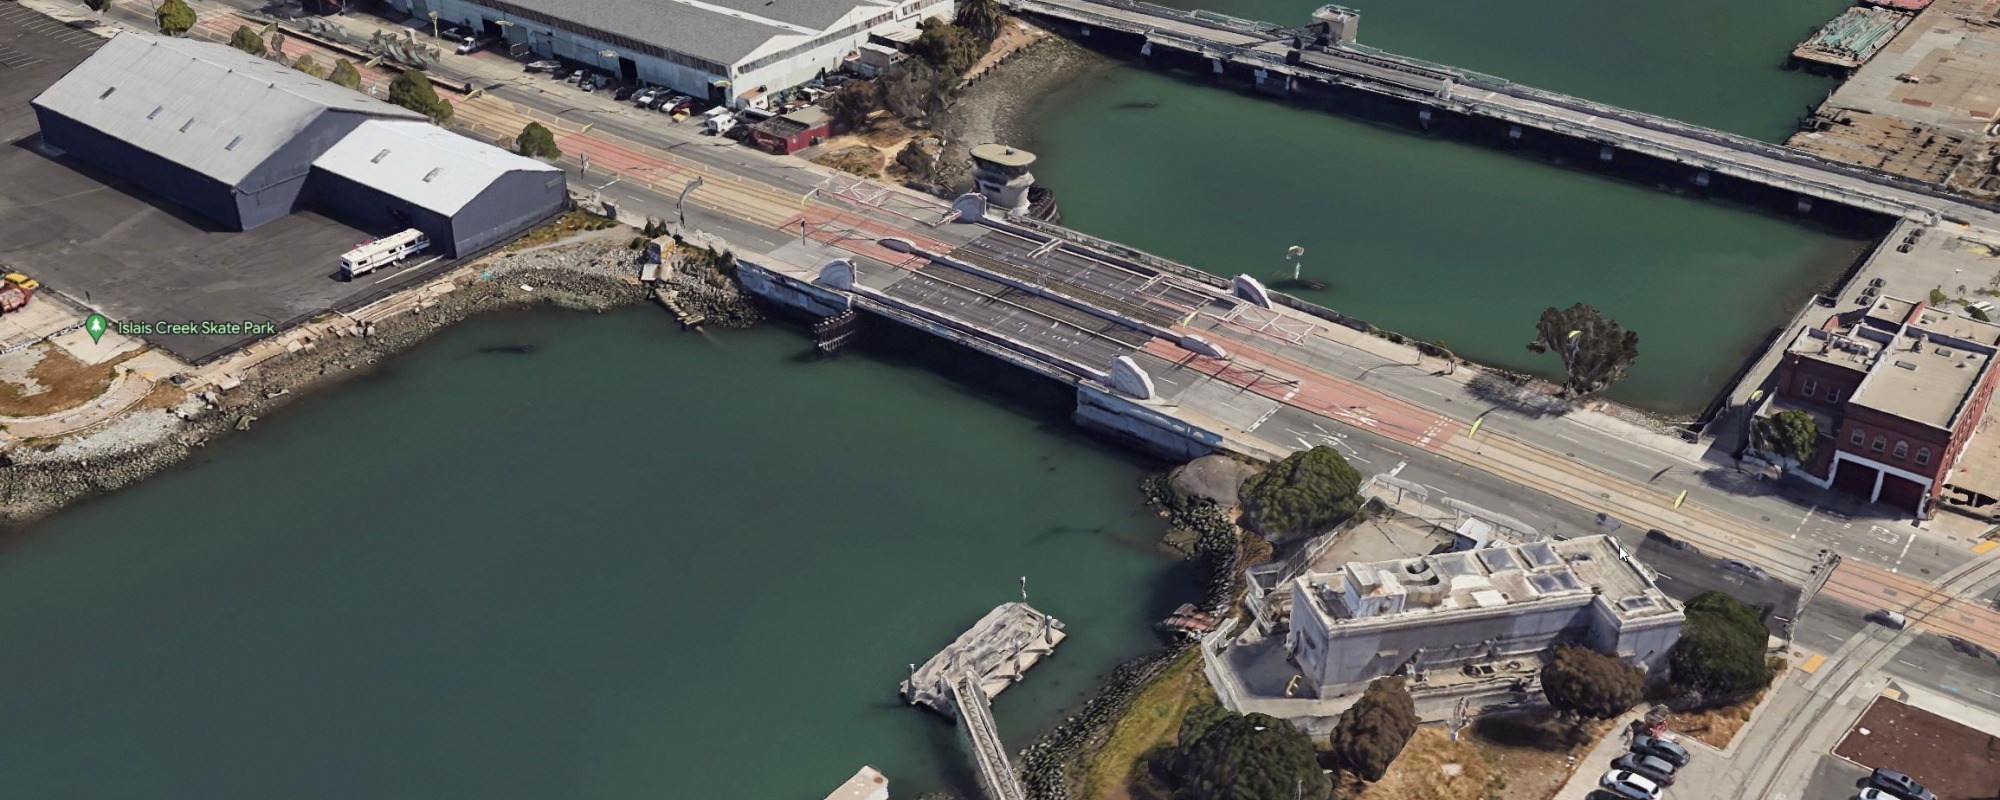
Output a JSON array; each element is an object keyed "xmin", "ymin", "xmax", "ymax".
[
  {"xmin": 455, "ymin": 35, "xmax": 496, "ymax": 55},
  {"xmin": 1724, "ymin": 559, "xmax": 1770, "ymax": 580},
  {"xmin": 1858, "ymin": 789, "xmax": 1906, "ymax": 800},
  {"xmin": 1610, "ymin": 753, "xmax": 1676, "ymax": 787},
  {"xmin": 1630, "ymin": 734, "xmax": 1691, "ymax": 767},
  {"xmin": 1597, "ymin": 770, "xmax": 1660, "ymax": 800},
  {"xmin": 633, "ymin": 88, "xmax": 659, "ymax": 107},
  {"xmin": 663, "ymin": 96, "xmax": 695, "ymax": 115},
  {"xmin": 549, "ymin": 67, "xmax": 572, "ymax": 80},
  {"xmin": 525, "ymin": 59, "xmax": 562, "ymax": 73},
  {"xmin": 1869, "ymin": 768, "xmax": 1937, "ymax": 800},
  {"xmin": 645, "ymin": 92, "xmax": 672, "ymax": 111},
  {"xmin": 579, "ymin": 78, "xmax": 595, "ymax": 93},
  {"xmin": 614, "ymin": 84, "xmax": 639, "ymax": 101}
]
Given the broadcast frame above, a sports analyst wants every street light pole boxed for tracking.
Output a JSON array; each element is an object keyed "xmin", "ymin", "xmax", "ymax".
[{"xmin": 427, "ymin": 10, "xmax": 439, "ymax": 39}]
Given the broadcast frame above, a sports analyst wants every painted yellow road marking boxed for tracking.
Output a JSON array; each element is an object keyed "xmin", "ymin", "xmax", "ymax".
[
  {"xmin": 1974, "ymin": 540, "xmax": 1999, "ymax": 554},
  {"xmin": 1798, "ymin": 653, "xmax": 1825, "ymax": 674}
]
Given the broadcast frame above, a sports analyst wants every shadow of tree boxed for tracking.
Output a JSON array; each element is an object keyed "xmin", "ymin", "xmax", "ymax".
[
  {"xmin": 1698, "ymin": 468, "xmax": 1772, "ymax": 498},
  {"xmin": 1468, "ymin": 710, "xmax": 1582, "ymax": 752},
  {"xmin": 1466, "ymin": 372, "xmax": 1571, "ymax": 420}
]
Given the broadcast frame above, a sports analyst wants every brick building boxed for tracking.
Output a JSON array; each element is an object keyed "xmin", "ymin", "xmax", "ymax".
[{"xmin": 1768, "ymin": 295, "xmax": 2000, "ymax": 516}]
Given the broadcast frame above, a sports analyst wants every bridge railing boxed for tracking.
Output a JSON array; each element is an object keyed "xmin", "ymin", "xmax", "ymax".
[{"xmin": 951, "ymin": 675, "xmax": 1029, "ymax": 800}]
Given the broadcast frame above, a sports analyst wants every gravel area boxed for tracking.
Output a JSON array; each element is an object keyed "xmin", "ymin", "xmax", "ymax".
[{"xmin": 0, "ymin": 240, "xmax": 665, "ymax": 528}]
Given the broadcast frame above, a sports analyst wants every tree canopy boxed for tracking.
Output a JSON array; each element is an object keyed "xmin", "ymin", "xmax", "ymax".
[
  {"xmin": 1172, "ymin": 710, "xmax": 1331, "ymax": 800},
  {"xmin": 328, "ymin": 58, "xmax": 362, "ymax": 90},
  {"xmin": 880, "ymin": 61, "xmax": 952, "ymax": 121},
  {"xmin": 1525, "ymin": 303, "xmax": 1640, "ymax": 397},
  {"xmin": 912, "ymin": 16, "xmax": 982, "ymax": 76},
  {"xmin": 823, "ymin": 79, "xmax": 879, "ymax": 131},
  {"xmin": 155, "ymin": 0, "xmax": 196, "ymax": 36},
  {"xmin": 1669, "ymin": 591, "xmax": 1774, "ymax": 708},
  {"xmin": 291, "ymin": 54, "xmax": 328, "ymax": 80},
  {"xmin": 388, "ymin": 69, "xmax": 454, "ymax": 126},
  {"xmin": 229, "ymin": 25, "xmax": 266, "ymax": 57},
  {"xmin": 84, "ymin": 0, "xmax": 110, "ymax": 13},
  {"xmin": 954, "ymin": 0, "xmax": 1006, "ymax": 43},
  {"xmin": 515, "ymin": 122, "xmax": 562, "ymax": 159},
  {"xmin": 1541, "ymin": 643, "xmax": 1643, "ymax": 720},
  {"xmin": 1238, "ymin": 445, "xmax": 1363, "ymax": 541},
  {"xmin": 1755, "ymin": 409, "xmax": 1819, "ymax": 467},
  {"xmin": 1327, "ymin": 676, "xmax": 1418, "ymax": 782}
]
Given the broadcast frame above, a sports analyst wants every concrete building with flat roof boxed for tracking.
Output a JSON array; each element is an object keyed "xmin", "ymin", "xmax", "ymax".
[
  {"xmin": 382, "ymin": 0, "xmax": 953, "ymax": 108},
  {"xmin": 1283, "ymin": 535, "xmax": 1682, "ymax": 697},
  {"xmin": 1769, "ymin": 294, "xmax": 2000, "ymax": 516}
]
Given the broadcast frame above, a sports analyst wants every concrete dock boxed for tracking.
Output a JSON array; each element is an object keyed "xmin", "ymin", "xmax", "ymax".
[
  {"xmin": 902, "ymin": 602, "xmax": 1066, "ymax": 717},
  {"xmin": 822, "ymin": 766, "xmax": 889, "ymax": 800}
]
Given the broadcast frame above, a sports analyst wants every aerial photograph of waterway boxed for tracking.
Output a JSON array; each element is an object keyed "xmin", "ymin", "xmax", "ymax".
[{"xmin": 6, "ymin": 0, "xmax": 2000, "ymax": 795}]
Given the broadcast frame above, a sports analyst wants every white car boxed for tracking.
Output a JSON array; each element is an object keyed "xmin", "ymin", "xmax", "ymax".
[
  {"xmin": 1598, "ymin": 770, "xmax": 1660, "ymax": 800},
  {"xmin": 1858, "ymin": 789, "xmax": 1900, "ymax": 800}
]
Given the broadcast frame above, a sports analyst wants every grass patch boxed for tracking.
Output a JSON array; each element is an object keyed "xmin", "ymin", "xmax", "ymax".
[
  {"xmin": 506, "ymin": 209, "xmax": 620, "ymax": 252},
  {"xmin": 1677, "ymin": 690, "xmax": 1764, "ymax": 749},
  {"xmin": 812, "ymin": 144, "xmax": 885, "ymax": 179},
  {"xmin": 0, "ymin": 343, "xmax": 144, "ymax": 417},
  {"xmin": 1078, "ymin": 649, "xmax": 1213, "ymax": 800},
  {"xmin": 1341, "ymin": 726, "xmax": 1495, "ymax": 800}
]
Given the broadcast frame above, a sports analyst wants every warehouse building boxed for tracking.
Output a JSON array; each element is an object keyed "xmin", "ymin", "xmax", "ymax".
[
  {"xmin": 32, "ymin": 32, "xmax": 564, "ymax": 257},
  {"xmin": 382, "ymin": 0, "xmax": 954, "ymax": 107},
  {"xmin": 31, "ymin": 32, "xmax": 426, "ymax": 231},
  {"xmin": 308, "ymin": 120, "xmax": 563, "ymax": 256}
]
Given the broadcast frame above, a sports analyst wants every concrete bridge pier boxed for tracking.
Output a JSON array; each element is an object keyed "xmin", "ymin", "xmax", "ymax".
[
  {"xmin": 1798, "ymin": 196, "xmax": 1815, "ymax": 215},
  {"xmin": 1693, "ymin": 170, "xmax": 1712, "ymax": 189},
  {"xmin": 1599, "ymin": 145, "xmax": 1614, "ymax": 162},
  {"xmin": 1418, "ymin": 108, "xmax": 1432, "ymax": 130},
  {"xmin": 1506, "ymin": 124, "xmax": 1523, "ymax": 148}
]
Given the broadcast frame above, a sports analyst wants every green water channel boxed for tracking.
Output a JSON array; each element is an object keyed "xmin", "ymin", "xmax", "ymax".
[
  {"xmin": 0, "ymin": 310, "xmax": 1182, "ymax": 798},
  {"xmin": 1029, "ymin": 0, "xmax": 1876, "ymax": 413}
]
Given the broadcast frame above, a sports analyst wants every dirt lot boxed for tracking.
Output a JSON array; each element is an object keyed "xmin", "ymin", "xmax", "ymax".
[
  {"xmin": 1833, "ymin": 698, "xmax": 2000, "ymax": 799},
  {"xmin": 1468, "ymin": 711, "xmax": 1608, "ymax": 800},
  {"xmin": 1675, "ymin": 691, "xmax": 1762, "ymax": 750}
]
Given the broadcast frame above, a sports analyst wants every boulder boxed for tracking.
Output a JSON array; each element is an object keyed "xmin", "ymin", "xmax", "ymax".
[{"xmin": 1168, "ymin": 454, "xmax": 1258, "ymax": 507}]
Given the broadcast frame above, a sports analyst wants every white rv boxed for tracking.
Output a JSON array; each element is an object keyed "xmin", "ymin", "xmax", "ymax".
[{"xmin": 340, "ymin": 229, "xmax": 430, "ymax": 280}]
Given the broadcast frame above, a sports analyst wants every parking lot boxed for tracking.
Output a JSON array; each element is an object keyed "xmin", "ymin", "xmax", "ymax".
[{"xmin": 0, "ymin": 4, "xmax": 456, "ymax": 363}]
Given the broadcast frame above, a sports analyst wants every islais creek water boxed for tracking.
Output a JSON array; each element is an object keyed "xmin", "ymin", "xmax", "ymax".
[{"xmin": 0, "ymin": 0, "xmax": 1881, "ymax": 795}]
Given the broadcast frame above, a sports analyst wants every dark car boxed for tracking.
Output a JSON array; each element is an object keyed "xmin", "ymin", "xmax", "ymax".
[
  {"xmin": 613, "ymin": 84, "xmax": 638, "ymax": 101},
  {"xmin": 525, "ymin": 59, "xmax": 561, "ymax": 73},
  {"xmin": 645, "ymin": 93, "xmax": 673, "ymax": 111},
  {"xmin": 1610, "ymin": 753, "xmax": 1676, "ymax": 786},
  {"xmin": 1644, "ymin": 528, "xmax": 1698, "ymax": 551},
  {"xmin": 1724, "ymin": 559, "xmax": 1770, "ymax": 580},
  {"xmin": 1870, "ymin": 767, "xmax": 1937, "ymax": 800},
  {"xmin": 1629, "ymin": 734, "xmax": 1690, "ymax": 767}
]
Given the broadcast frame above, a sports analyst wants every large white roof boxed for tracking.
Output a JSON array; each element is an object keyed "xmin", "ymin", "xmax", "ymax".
[
  {"xmin": 31, "ymin": 32, "xmax": 422, "ymax": 186},
  {"xmin": 311, "ymin": 120, "xmax": 561, "ymax": 216}
]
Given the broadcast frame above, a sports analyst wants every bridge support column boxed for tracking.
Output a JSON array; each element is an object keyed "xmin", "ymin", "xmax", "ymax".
[
  {"xmin": 1797, "ymin": 197, "xmax": 1814, "ymax": 214},
  {"xmin": 1693, "ymin": 171, "xmax": 1711, "ymax": 189},
  {"xmin": 1418, "ymin": 108, "xmax": 1432, "ymax": 130},
  {"xmin": 1211, "ymin": 57, "xmax": 1223, "ymax": 75},
  {"xmin": 1140, "ymin": 41, "xmax": 1151, "ymax": 57},
  {"xmin": 1506, "ymin": 125, "xmax": 1522, "ymax": 147},
  {"xmin": 1599, "ymin": 146, "xmax": 1614, "ymax": 162}
]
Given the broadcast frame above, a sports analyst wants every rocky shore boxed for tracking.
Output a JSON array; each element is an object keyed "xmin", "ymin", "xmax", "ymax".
[
  {"xmin": 935, "ymin": 35, "xmax": 1113, "ymax": 192},
  {"xmin": 0, "ymin": 238, "xmax": 750, "ymax": 529}
]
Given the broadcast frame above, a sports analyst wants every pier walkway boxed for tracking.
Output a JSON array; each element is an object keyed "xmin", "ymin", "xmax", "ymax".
[
  {"xmin": 900, "ymin": 602, "xmax": 1061, "ymax": 800},
  {"xmin": 998, "ymin": 0, "xmax": 2000, "ymax": 226}
]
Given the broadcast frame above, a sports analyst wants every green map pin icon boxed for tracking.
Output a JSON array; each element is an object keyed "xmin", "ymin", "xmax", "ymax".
[{"xmin": 84, "ymin": 314, "xmax": 108, "ymax": 344}]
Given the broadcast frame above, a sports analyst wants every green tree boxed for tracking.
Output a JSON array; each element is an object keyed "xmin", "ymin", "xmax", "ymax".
[
  {"xmin": 1238, "ymin": 445, "xmax": 1363, "ymax": 541},
  {"xmin": 912, "ymin": 17, "xmax": 981, "ymax": 76},
  {"xmin": 880, "ymin": 61, "xmax": 951, "ymax": 121},
  {"xmin": 1930, "ymin": 285, "xmax": 1950, "ymax": 306},
  {"xmin": 228, "ymin": 25, "xmax": 266, "ymax": 57},
  {"xmin": 1178, "ymin": 702, "xmax": 1234, "ymax": 746},
  {"xmin": 155, "ymin": 0, "xmax": 195, "ymax": 36},
  {"xmin": 1754, "ymin": 409, "xmax": 1819, "ymax": 467},
  {"xmin": 291, "ymin": 54, "xmax": 328, "ymax": 80},
  {"xmin": 954, "ymin": 0, "xmax": 1006, "ymax": 43},
  {"xmin": 824, "ymin": 79, "xmax": 879, "ymax": 131},
  {"xmin": 1327, "ymin": 676, "xmax": 1418, "ymax": 782},
  {"xmin": 514, "ymin": 122, "xmax": 562, "ymax": 159},
  {"xmin": 1525, "ymin": 302, "xmax": 1640, "ymax": 397},
  {"xmin": 1669, "ymin": 591, "xmax": 1774, "ymax": 708},
  {"xmin": 1976, "ymin": 307, "xmax": 1994, "ymax": 323},
  {"xmin": 1172, "ymin": 710, "xmax": 1331, "ymax": 800},
  {"xmin": 84, "ymin": 0, "xmax": 110, "ymax": 13},
  {"xmin": 388, "ymin": 69, "xmax": 455, "ymax": 126},
  {"xmin": 328, "ymin": 58, "xmax": 362, "ymax": 90},
  {"xmin": 1541, "ymin": 643, "xmax": 1644, "ymax": 721}
]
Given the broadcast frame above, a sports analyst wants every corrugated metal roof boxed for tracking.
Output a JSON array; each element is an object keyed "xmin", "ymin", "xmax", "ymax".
[
  {"xmin": 477, "ymin": 0, "xmax": 894, "ymax": 68},
  {"xmin": 31, "ymin": 32, "xmax": 423, "ymax": 186},
  {"xmin": 311, "ymin": 120, "xmax": 560, "ymax": 216}
]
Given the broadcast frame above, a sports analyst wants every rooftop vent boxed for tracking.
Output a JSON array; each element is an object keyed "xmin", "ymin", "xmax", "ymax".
[
  {"xmin": 178, "ymin": 118, "xmax": 194, "ymax": 133},
  {"xmin": 1938, "ymin": 347, "xmax": 1955, "ymax": 357},
  {"xmin": 98, "ymin": 87, "xmax": 115, "ymax": 100},
  {"xmin": 1896, "ymin": 360, "xmax": 1919, "ymax": 370},
  {"xmin": 371, "ymin": 149, "xmax": 391, "ymax": 164},
  {"xmin": 224, "ymin": 135, "xmax": 243, "ymax": 151},
  {"xmin": 146, "ymin": 105, "xmax": 163, "ymax": 120},
  {"xmin": 422, "ymin": 167, "xmax": 443, "ymax": 182}
]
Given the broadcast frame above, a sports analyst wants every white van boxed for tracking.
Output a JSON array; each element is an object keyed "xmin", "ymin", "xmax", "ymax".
[{"xmin": 340, "ymin": 229, "xmax": 430, "ymax": 280}]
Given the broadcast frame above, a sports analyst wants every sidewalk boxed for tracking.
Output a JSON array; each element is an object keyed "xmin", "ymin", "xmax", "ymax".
[{"xmin": 1548, "ymin": 709, "xmax": 1646, "ymax": 800}]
